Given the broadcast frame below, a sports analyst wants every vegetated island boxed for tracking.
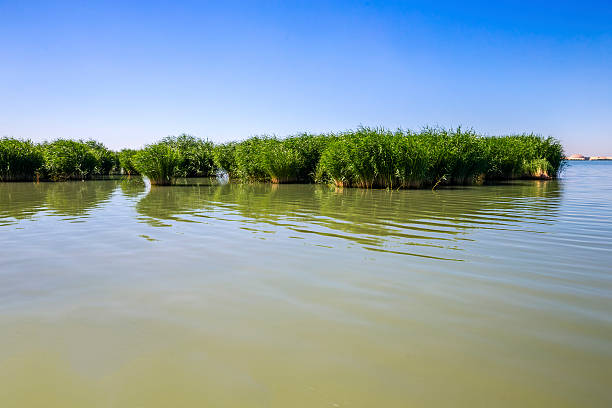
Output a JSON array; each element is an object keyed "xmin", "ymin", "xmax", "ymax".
[{"xmin": 1, "ymin": 127, "xmax": 564, "ymax": 188}]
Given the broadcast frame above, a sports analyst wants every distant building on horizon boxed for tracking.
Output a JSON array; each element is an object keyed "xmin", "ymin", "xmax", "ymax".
[{"xmin": 566, "ymin": 154, "xmax": 589, "ymax": 160}]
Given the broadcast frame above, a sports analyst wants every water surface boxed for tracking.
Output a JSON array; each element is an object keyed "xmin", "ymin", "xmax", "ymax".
[{"xmin": 1, "ymin": 162, "xmax": 611, "ymax": 407}]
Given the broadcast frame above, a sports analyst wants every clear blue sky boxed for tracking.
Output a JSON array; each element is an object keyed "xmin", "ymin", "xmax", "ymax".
[{"xmin": 1, "ymin": 1, "xmax": 611, "ymax": 154}]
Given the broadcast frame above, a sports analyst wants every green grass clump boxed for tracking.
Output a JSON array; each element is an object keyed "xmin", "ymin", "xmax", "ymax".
[
  {"xmin": 0, "ymin": 129, "xmax": 565, "ymax": 187},
  {"xmin": 260, "ymin": 138, "xmax": 304, "ymax": 183},
  {"xmin": 121, "ymin": 134, "xmax": 217, "ymax": 181},
  {"xmin": 221, "ymin": 134, "xmax": 333, "ymax": 183},
  {"xmin": 118, "ymin": 149, "xmax": 140, "ymax": 175},
  {"xmin": 85, "ymin": 140, "xmax": 118, "ymax": 175},
  {"xmin": 0, "ymin": 138, "xmax": 44, "ymax": 181},
  {"xmin": 232, "ymin": 137, "xmax": 271, "ymax": 182},
  {"xmin": 481, "ymin": 134, "xmax": 563, "ymax": 180},
  {"xmin": 316, "ymin": 127, "xmax": 563, "ymax": 188},
  {"xmin": 521, "ymin": 158, "xmax": 554, "ymax": 179},
  {"xmin": 274, "ymin": 134, "xmax": 333, "ymax": 183},
  {"xmin": 214, "ymin": 142, "xmax": 239, "ymax": 179},
  {"xmin": 161, "ymin": 134, "xmax": 217, "ymax": 177},
  {"xmin": 417, "ymin": 127, "xmax": 491, "ymax": 186},
  {"xmin": 133, "ymin": 142, "xmax": 181, "ymax": 185},
  {"xmin": 317, "ymin": 128, "xmax": 390, "ymax": 188},
  {"xmin": 317, "ymin": 128, "xmax": 433, "ymax": 188},
  {"xmin": 41, "ymin": 139, "xmax": 99, "ymax": 180}
]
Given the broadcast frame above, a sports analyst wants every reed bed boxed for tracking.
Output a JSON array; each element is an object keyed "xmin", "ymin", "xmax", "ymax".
[
  {"xmin": 222, "ymin": 134, "xmax": 332, "ymax": 183},
  {"xmin": 0, "ymin": 129, "xmax": 564, "ymax": 188},
  {"xmin": 132, "ymin": 135, "xmax": 217, "ymax": 185},
  {"xmin": 0, "ymin": 138, "xmax": 44, "ymax": 181},
  {"xmin": 213, "ymin": 142, "xmax": 239, "ymax": 180},
  {"xmin": 214, "ymin": 128, "xmax": 563, "ymax": 188},
  {"xmin": 118, "ymin": 149, "xmax": 140, "ymax": 175},
  {"xmin": 41, "ymin": 139, "xmax": 121, "ymax": 180},
  {"xmin": 1, "ymin": 138, "xmax": 120, "ymax": 181},
  {"xmin": 161, "ymin": 134, "xmax": 217, "ymax": 177},
  {"xmin": 315, "ymin": 128, "xmax": 563, "ymax": 188},
  {"xmin": 133, "ymin": 142, "xmax": 181, "ymax": 185},
  {"xmin": 85, "ymin": 140, "xmax": 118, "ymax": 176}
]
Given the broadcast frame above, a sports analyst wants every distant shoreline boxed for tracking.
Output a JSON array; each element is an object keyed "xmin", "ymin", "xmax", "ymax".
[{"xmin": 565, "ymin": 155, "xmax": 612, "ymax": 161}]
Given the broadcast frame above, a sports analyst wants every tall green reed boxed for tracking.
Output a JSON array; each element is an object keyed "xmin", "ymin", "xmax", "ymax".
[
  {"xmin": 161, "ymin": 134, "xmax": 217, "ymax": 177},
  {"xmin": 133, "ymin": 142, "xmax": 181, "ymax": 185},
  {"xmin": 0, "ymin": 129, "xmax": 564, "ymax": 187},
  {"xmin": 316, "ymin": 127, "xmax": 563, "ymax": 188},
  {"xmin": 0, "ymin": 138, "xmax": 44, "ymax": 181},
  {"xmin": 41, "ymin": 139, "xmax": 99, "ymax": 180},
  {"xmin": 118, "ymin": 149, "xmax": 140, "ymax": 175}
]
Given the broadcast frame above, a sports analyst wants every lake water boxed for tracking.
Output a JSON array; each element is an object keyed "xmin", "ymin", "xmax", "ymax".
[{"xmin": 1, "ymin": 161, "xmax": 611, "ymax": 407}]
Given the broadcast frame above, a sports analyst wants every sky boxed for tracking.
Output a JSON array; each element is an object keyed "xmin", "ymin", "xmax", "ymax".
[{"xmin": 0, "ymin": 1, "xmax": 611, "ymax": 154}]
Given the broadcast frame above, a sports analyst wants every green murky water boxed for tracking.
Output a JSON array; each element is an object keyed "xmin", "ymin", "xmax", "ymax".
[{"xmin": 1, "ymin": 162, "xmax": 611, "ymax": 407}]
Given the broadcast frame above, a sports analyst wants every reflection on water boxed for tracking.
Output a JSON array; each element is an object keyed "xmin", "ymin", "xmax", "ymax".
[
  {"xmin": 0, "ymin": 179, "xmax": 118, "ymax": 224},
  {"xmin": 1, "ymin": 163, "xmax": 611, "ymax": 407},
  {"xmin": 118, "ymin": 177, "xmax": 146, "ymax": 198},
  {"xmin": 0, "ymin": 182, "xmax": 47, "ymax": 224},
  {"xmin": 134, "ymin": 179, "xmax": 561, "ymax": 260},
  {"xmin": 45, "ymin": 180, "xmax": 119, "ymax": 217}
]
